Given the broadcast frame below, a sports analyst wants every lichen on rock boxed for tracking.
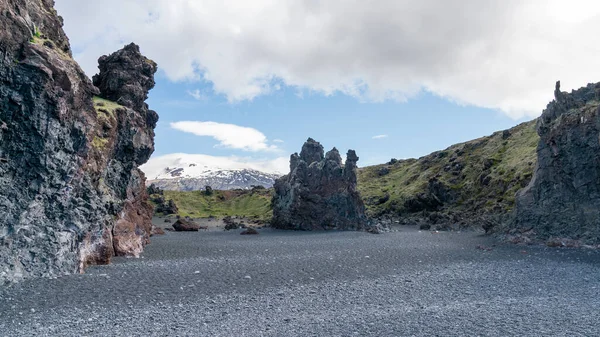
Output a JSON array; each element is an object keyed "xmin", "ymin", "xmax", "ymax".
[{"xmin": 271, "ymin": 138, "xmax": 369, "ymax": 230}]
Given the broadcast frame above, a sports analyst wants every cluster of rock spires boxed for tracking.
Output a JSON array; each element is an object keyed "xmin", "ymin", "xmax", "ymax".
[
  {"xmin": 147, "ymin": 184, "xmax": 178, "ymax": 215},
  {"xmin": 513, "ymin": 81, "xmax": 600, "ymax": 244},
  {"xmin": 0, "ymin": 0, "xmax": 159, "ymax": 283},
  {"xmin": 272, "ymin": 138, "xmax": 369, "ymax": 231}
]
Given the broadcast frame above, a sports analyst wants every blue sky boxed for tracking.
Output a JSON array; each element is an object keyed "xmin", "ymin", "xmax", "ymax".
[
  {"xmin": 54, "ymin": 0, "xmax": 600, "ymax": 173},
  {"xmin": 148, "ymin": 72, "xmax": 531, "ymax": 169}
]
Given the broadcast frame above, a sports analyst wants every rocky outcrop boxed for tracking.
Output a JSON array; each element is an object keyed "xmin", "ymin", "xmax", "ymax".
[
  {"xmin": 513, "ymin": 81, "xmax": 600, "ymax": 243},
  {"xmin": 0, "ymin": 0, "xmax": 158, "ymax": 283},
  {"xmin": 272, "ymin": 138, "xmax": 368, "ymax": 230},
  {"xmin": 154, "ymin": 197, "xmax": 178, "ymax": 215},
  {"xmin": 93, "ymin": 43, "xmax": 157, "ymax": 117},
  {"xmin": 147, "ymin": 184, "xmax": 178, "ymax": 215}
]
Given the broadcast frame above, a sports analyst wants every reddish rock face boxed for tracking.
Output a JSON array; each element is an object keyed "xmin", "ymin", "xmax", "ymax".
[
  {"xmin": 113, "ymin": 219, "xmax": 144, "ymax": 257},
  {"xmin": 80, "ymin": 228, "xmax": 114, "ymax": 271},
  {"xmin": 111, "ymin": 173, "xmax": 155, "ymax": 257},
  {"xmin": 151, "ymin": 226, "xmax": 166, "ymax": 236}
]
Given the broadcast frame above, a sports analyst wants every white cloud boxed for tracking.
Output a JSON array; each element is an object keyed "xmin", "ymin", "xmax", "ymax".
[
  {"xmin": 170, "ymin": 121, "xmax": 279, "ymax": 152},
  {"xmin": 272, "ymin": 139, "xmax": 284, "ymax": 143},
  {"xmin": 55, "ymin": 0, "xmax": 600, "ymax": 119},
  {"xmin": 140, "ymin": 153, "xmax": 289, "ymax": 178},
  {"xmin": 186, "ymin": 89, "xmax": 207, "ymax": 101},
  {"xmin": 372, "ymin": 134, "xmax": 388, "ymax": 139}
]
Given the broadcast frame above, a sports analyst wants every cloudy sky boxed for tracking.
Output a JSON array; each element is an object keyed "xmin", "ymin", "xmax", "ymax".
[{"xmin": 55, "ymin": 0, "xmax": 600, "ymax": 174}]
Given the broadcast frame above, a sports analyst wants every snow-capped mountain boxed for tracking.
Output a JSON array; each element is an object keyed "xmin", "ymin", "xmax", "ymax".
[
  {"xmin": 147, "ymin": 168, "xmax": 281, "ymax": 191},
  {"xmin": 140, "ymin": 154, "xmax": 286, "ymax": 191}
]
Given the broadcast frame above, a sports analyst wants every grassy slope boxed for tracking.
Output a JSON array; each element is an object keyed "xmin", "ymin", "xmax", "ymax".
[
  {"xmin": 357, "ymin": 120, "xmax": 539, "ymax": 220},
  {"xmin": 157, "ymin": 189, "xmax": 273, "ymax": 221}
]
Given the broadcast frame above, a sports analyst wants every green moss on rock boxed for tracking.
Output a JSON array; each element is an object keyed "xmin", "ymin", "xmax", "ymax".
[{"xmin": 93, "ymin": 96, "xmax": 123, "ymax": 120}]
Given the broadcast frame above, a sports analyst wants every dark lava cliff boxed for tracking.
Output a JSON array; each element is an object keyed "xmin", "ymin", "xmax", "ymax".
[
  {"xmin": 272, "ymin": 138, "xmax": 368, "ymax": 230},
  {"xmin": 513, "ymin": 81, "xmax": 600, "ymax": 244},
  {"xmin": 0, "ymin": 0, "xmax": 158, "ymax": 283}
]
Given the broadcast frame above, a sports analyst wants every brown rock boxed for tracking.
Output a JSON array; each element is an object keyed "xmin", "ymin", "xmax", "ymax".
[
  {"xmin": 546, "ymin": 237, "xmax": 580, "ymax": 248},
  {"xmin": 79, "ymin": 228, "xmax": 114, "ymax": 270},
  {"xmin": 113, "ymin": 219, "xmax": 145, "ymax": 257},
  {"xmin": 172, "ymin": 218, "xmax": 200, "ymax": 231},
  {"xmin": 151, "ymin": 226, "xmax": 165, "ymax": 235}
]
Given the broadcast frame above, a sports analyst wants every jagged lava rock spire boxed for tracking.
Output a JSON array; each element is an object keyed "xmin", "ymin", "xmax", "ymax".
[
  {"xmin": 272, "ymin": 138, "xmax": 368, "ymax": 230},
  {"xmin": 0, "ymin": 0, "xmax": 159, "ymax": 283},
  {"xmin": 93, "ymin": 43, "xmax": 157, "ymax": 114},
  {"xmin": 513, "ymin": 81, "xmax": 600, "ymax": 243},
  {"xmin": 91, "ymin": 43, "xmax": 159, "ymax": 258}
]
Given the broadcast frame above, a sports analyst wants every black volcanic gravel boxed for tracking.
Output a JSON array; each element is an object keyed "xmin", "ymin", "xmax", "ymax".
[{"xmin": 1, "ymin": 227, "xmax": 599, "ymax": 336}]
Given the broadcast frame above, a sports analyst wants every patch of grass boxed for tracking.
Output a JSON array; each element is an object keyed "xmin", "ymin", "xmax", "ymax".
[
  {"xmin": 92, "ymin": 136, "xmax": 108, "ymax": 150},
  {"xmin": 34, "ymin": 24, "xmax": 41, "ymax": 38},
  {"xmin": 28, "ymin": 27, "xmax": 72, "ymax": 61},
  {"xmin": 162, "ymin": 189, "xmax": 273, "ymax": 221},
  {"xmin": 29, "ymin": 24, "xmax": 43, "ymax": 43},
  {"xmin": 93, "ymin": 96, "xmax": 123, "ymax": 120}
]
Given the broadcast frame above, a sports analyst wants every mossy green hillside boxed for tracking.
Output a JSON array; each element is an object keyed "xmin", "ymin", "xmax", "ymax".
[{"xmin": 357, "ymin": 119, "xmax": 539, "ymax": 218}]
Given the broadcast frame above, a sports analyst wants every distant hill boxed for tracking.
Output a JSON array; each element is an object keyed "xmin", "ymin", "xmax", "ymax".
[{"xmin": 357, "ymin": 119, "xmax": 539, "ymax": 229}]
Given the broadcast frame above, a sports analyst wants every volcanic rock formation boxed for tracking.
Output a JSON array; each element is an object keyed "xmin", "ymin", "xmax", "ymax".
[
  {"xmin": 513, "ymin": 81, "xmax": 600, "ymax": 243},
  {"xmin": 272, "ymin": 138, "xmax": 368, "ymax": 230},
  {"xmin": 147, "ymin": 184, "xmax": 178, "ymax": 215},
  {"xmin": 0, "ymin": 0, "xmax": 158, "ymax": 283}
]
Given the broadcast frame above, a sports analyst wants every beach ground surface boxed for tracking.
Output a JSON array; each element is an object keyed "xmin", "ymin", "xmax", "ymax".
[{"xmin": 1, "ymin": 222, "xmax": 599, "ymax": 336}]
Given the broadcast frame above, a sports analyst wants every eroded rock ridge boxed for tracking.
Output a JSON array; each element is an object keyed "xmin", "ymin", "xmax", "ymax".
[
  {"xmin": 272, "ymin": 138, "xmax": 368, "ymax": 230},
  {"xmin": 513, "ymin": 81, "xmax": 600, "ymax": 243}
]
